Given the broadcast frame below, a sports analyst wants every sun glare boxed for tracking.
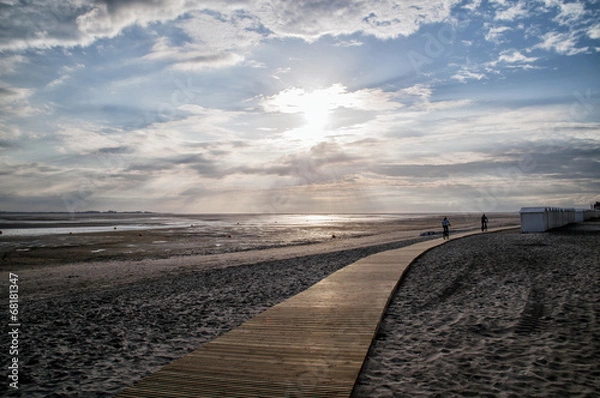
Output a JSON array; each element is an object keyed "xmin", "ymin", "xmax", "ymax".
[
  {"xmin": 265, "ymin": 84, "xmax": 353, "ymax": 143},
  {"xmin": 301, "ymin": 95, "xmax": 330, "ymax": 131}
]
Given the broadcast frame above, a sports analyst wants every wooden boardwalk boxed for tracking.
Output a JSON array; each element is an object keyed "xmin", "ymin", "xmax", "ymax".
[{"xmin": 115, "ymin": 228, "xmax": 514, "ymax": 398}]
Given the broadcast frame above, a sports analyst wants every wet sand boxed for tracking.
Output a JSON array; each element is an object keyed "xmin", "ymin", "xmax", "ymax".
[{"xmin": 1, "ymin": 214, "xmax": 518, "ymax": 301}]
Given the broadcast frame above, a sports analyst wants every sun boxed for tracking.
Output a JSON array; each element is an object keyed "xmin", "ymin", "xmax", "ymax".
[
  {"xmin": 299, "ymin": 93, "xmax": 331, "ymax": 132},
  {"xmin": 264, "ymin": 84, "xmax": 350, "ymax": 143}
]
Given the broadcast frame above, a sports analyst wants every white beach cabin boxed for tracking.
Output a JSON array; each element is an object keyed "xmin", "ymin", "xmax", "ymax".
[{"xmin": 519, "ymin": 206, "xmax": 592, "ymax": 233}]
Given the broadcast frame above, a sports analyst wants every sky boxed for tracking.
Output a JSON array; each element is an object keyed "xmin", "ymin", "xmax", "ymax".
[{"xmin": 0, "ymin": 0, "xmax": 599, "ymax": 214}]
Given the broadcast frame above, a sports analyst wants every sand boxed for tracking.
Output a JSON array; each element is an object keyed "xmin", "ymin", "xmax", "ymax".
[
  {"xmin": 2, "ymin": 214, "xmax": 598, "ymax": 397},
  {"xmin": 1, "ymin": 226, "xmax": 446, "ymax": 397},
  {"xmin": 353, "ymin": 223, "xmax": 600, "ymax": 398}
]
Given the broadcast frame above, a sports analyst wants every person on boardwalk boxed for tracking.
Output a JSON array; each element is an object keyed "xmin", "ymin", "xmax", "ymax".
[
  {"xmin": 481, "ymin": 213, "xmax": 488, "ymax": 232},
  {"xmin": 442, "ymin": 217, "xmax": 451, "ymax": 240}
]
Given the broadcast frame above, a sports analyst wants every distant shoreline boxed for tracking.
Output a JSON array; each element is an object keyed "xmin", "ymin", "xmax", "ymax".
[{"xmin": 1, "ymin": 213, "xmax": 520, "ymax": 275}]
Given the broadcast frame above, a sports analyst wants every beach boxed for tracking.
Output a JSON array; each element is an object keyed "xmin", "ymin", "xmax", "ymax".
[
  {"xmin": 3, "ymin": 214, "xmax": 599, "ymax": 397},
  {"xmin": 3, "ymin": 237, "xmax": 432, "ymax": 397},
  {"xmin": 353, "ymin": 223, "xmax": 600, "ymax": 397},
  {"xmin": 1, "ymin": 213, "xmax": 515, "ymax": 301},
  {"xmin": 2, "ymin": 213, "xmax": 469, "ymax": 397}
]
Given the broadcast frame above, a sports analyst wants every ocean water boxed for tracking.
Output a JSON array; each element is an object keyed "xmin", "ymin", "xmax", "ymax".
[
  {"xmin": 0, "ymin": 213, "xmax": 441, "ymax": 258},
  {"xmin": 0, "ymin": 213, "xmax": 426, "ymax": 237},
  {"xmin": 0, "ymin": 213, "xmax": 195, "ymax": 236}
]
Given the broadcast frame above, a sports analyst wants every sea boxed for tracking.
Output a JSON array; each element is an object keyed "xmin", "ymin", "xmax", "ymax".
[
  {"xmin": 0, "ymin": 212, "xmax": 429, "ymax": 237},
  {"xmin": 0, "ymin": 212, "xmax": 444, "ymax": 258}
]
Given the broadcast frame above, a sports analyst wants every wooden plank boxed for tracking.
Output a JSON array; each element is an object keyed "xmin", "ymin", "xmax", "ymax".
[{"xmin": 115, "ymin": 227, "xmax": 516, "ymax": 397}]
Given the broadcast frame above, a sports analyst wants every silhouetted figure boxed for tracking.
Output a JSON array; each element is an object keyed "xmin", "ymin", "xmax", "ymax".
[
  {"xmin": 481, "ymin": 213, "xmax": 488, "ymax": 232},
  {"xmin": 442, "ymin": 217, "xmax": 451, "ymax": 240}
]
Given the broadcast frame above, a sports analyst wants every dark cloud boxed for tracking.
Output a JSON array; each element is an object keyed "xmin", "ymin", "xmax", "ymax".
[
  {"xmin": 179, "ymin": 185, "xmax": 207, "ymax": 197},
  {"xmin": 228, "ymin": 142, "xmax": 366, "ymax": 188},
  {"xmin": 0, "ymin": 0, "xmax": 190, "ymax": 50},
  {"xmin": 0, "ymin": 139, "xmax": 19, "ymax": 149},
  {"xmin": 0, "ymin": 0, "xmax": 462, "ymax": 51},
  {"xmin": 125, "ymin": 162, "xmax": 172, "ymax": 173},
  {"xmin": 375, "ymin": 161, "xmax": 493, "ymax": 179},
  {"xmin": 125, "ymin": 153, "xmax": 224, "ymax": 178},
  {"xmin": 232, "ymin": 164, "xmax": 293, "ymax": 177},
  {"xmin": 0, "ymin": 1, "xmax": 88, "ymax": 50},
  {"xmin": 522, "ymin": 143, "xmax": 600, "ymax": 179},
  {"xmin": 186, "ymin": 53, "xmax": 237, "ymax": 65},
  {"xmin": 369, "ymin": 139, "xmax": 600, "ymax": 196},
  {"xmin": 96, "ymin": 146, "xmax": 133, "ymax": 154},
  {"xmin": 6, "ymin": 162, "xmax": 64, "ymax": 176},
  {"xmin": 0, "ymin": 193, "xmax": 76, "ymax": 212},
  {"xmin": 0, "ymin": 87, "xmax": 16, "ymax": 96}
]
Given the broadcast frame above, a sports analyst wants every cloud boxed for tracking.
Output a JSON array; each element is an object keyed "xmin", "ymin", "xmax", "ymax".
[
  {"xmin": 0, "ymin": 162, "xmax": 85, "ymax": 203},
  {"xmin": 375, "ymin": 158, "xmax": 509, "ymax": 179},
  {"xmin": 143, "ymin": 10, "xmax": 267, "ymax": 70},
  {"xmin": 0, "ymin": 84, "xmax": 44, "ymax": 118},
  {"xmin": 141, "ymin": 33, "xmax": 247, "ymax": 71},
  {"xmin": 1, "ymin": 1, "xmax": 599, "ymax": 213},
  {"xmin": 535, "ymin": 30, "xmax": 589, "ymax": 55},
  {"xmin": 367, "ymin": 137, "xmax": 600, "ymax": 211},
  {"xmin": 232, "ymin": 141, "xmax": 364, "ymax": 183},
  {"xmin": 170, "ymin": 52, "xmax": 246, "ymax": 71},
  {"xmin": 0, "ymin": 54, "xmax": 27, "ymax": 74},
  {"xmin": 486, "ymin": 49, "xmax": 540, "ymax": 71},
  {"xmin": 496, "ymin": 50, "xmax": 537, "ymax": 64},
  {"xmin": 0, "ymin": 84, "xmax": 31, "ymax": 102},
  {"xmin": 399, "ymin": 84, "xmax": 432, "ymax": 101},
  {"xmin": 481, "ymin": 1, "xmax": 598, "ymax": 57},
  {"xmin": 528, "ymin": 1, "xmax": 598, "ymax": 56},
  {"xmin": 1, "ymin": 0, "xmax": 464, "ymax": 51},
  {"xmin": 334, "ymin": 39, "xmax": 364, "ymax": 47},
  {"xmin": 484, "ymin": 25, "xmax": 512, "ymax": 43},
  {"xmin": 550, "ymin": 0, "xmax": 587, "ymax": 26},
  {"xmin": 587, "ymin": 24, "xmax": 600, "ymax": 40},
  {"xmin": 126, "ymin": 152, "xmax": 223, "ymax": 178},
  {"xmin": 494, "ymin": 1, "xmax": 528, "ymax": 21},
  {"xmin": 0, "ymin": 2, "xmax": 75, "ymax": 50},
  {"xmin": 0, "ymin": 0, "xmax": 199, "ymax": 50},
  {"xmin": 177, "ymin": 10, "xmax": 265, "ymax": 51},
  {"xmin": 0, "ymin": 138, "xmax": 20, "ymax": 150},
  {"xmin": 75, "ymin": 0, "xmax": 201, "ymax": 43},
  {"xmin": 255, "ymin": 84, "xmax": 408, "ymax": 146},
  {"xmin": 397, "ymin": 84, "xmax": 471, "ymax": 111},
  {"xmin": 451, "ymin": 67, "xmax": 486, "ymax": 83},
  {"xmin": 46, "ymin": 63, "xmax": 85, "ymax": 88},
  {"xmin": 53, "ymin": 123, "xmax": 122, "ymax": 155},
  {"xmin": 462, "ymin": 0, "xmax": 483, "ymax": 12},
  {"xmin": 0, "ymin": 86, "xmax": 16, "ymax": 97},
  {"xmin": 256, "ymin": 0, "xmax": 461, "ymax": 41},
  {"xmin": 260, "ymin": 84, "xmax": 404, "ymax": 115}
]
